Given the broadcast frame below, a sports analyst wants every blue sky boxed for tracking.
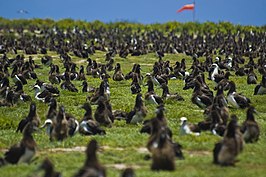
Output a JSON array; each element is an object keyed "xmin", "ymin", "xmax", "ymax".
[{"xmin": 0, "ymin": 0, "xmax": 265, "ymax": 26}]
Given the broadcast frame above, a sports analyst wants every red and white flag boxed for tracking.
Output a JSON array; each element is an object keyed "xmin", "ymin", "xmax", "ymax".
[{"xmin": 177, "ymin": 3, "xmax": 195, "ymax": 13}]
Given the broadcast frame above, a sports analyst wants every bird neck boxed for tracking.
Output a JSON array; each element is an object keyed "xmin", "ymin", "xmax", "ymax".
[
  {"xmin": 216, "ymin": 87, "xmax": 224, "ymax": 96},
  {"xmin": 84, "ymin": 110, "xmax": 93, "ymax": 120},
  {"xmin": 247, "ymin": 110, "xmax": 255, "ymax": 121},
  {"xmin": 147, "ymin": 81, "xmax": 154, "ymax": 92},
  {"xmin": 115, "ymin": 67, "xmax": 120, "ymax": 73},
  {"xmin": 57, "ymin": 112, "xmax": 65, "ymax": 122},
  {"xmin": 85, "ymin": 152, "xmax": 98, "ymax": 167},
  {"xmin": 22, "ymin": 133, "xmax": 36, "ymax": 149},
  {"xmin": 135, "ymin": 98, "xmax": 143, "ymax": 108},
  {"xmin": 228, "ymin": 83, "xmax": 236, "ymax": 94},
  {"xmin": 225, "ymin": 72, "xmax": 230, "ymax": 79},
  {"xmin": 225, "ymin": 121, "xmax": 236, "ymax": 138},
  {"xmin": 44, "ymin": 166, "xmax": 54, "ymax": 177},
  {"xmin": 156, "ymin": 111, "xmax": 164, "ymax": 121},
  {"xmin": 162, "ymin": 86, "xmax": 169, "ymax": 96},
  {"xmin": 28, "ymin": 110, "xmax": 36, "ymax": 119},
  {"xmin": 48, "ymin": 105, "xmax": 57, "ymax": 114},
  {"xmin": 99, "ymin": 84, "xmax": 105, "ymax": 95},
  {"xmin": 158, "ymin": 132, "xmax": 167, "ymax": 148}
]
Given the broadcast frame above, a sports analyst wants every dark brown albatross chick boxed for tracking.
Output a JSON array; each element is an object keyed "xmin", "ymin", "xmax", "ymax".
[
  {"xmin": 147, "ymin": 118, "xmax": 176, "ymax": 171},
  {"xmin": 38, "ymin": 158, "xmax": 61, "ymax": 177},
  {"xmin": 213, "ymin": 115, "xmax": 244, "ymax": 166},
  {"xmin": 241, "ymin": 106, "xmax": 260, "ymax": 143},
  {"xmin": 73, "ymin": 139, "xmax": 106, "ymax": 177}
]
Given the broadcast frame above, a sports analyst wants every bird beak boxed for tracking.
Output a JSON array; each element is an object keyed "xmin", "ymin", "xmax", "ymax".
[{"xmin": 40, "ymin": 123, "xmax": 47, "ymax": 129}]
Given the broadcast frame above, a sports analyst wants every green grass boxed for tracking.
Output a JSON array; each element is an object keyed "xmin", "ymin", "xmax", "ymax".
[{"xmin": 0, "ymin": 50, "xmax": 266, "ymax": 177}]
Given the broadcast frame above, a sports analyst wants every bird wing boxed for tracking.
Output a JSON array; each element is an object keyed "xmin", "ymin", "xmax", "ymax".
[
  {"xmin": 126, "ymin": 110, "xmax": 136, "ymax": 124},
  {"xmin": 4, "ymin": 143, "xmax": 25, "ymax": 164},
  {"xmin": 233, "ymin": 93, "xmax": 250, "ymax": 107},
  {"xmin": 16, "ymin": 119, "xmax": 28, "ymax": 133}
]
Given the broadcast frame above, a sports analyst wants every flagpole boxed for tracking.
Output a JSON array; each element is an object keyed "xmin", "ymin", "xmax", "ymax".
[{"xmin": 193, "ymin": 0, "xmax": 195, "ymax": 22}]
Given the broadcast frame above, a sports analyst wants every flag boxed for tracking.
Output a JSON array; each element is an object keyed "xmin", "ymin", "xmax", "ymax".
[{"xmin": 177, "ymin": 3, "xmax": 195, "ymax": 13}]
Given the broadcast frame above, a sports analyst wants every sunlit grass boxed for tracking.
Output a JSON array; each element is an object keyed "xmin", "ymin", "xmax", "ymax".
[{"xmin": 0, "ymin": 51, "xmax": 266, "ymax": 176}]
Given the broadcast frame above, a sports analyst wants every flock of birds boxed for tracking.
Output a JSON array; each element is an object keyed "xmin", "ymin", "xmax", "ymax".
[{"xmin": 0, "ymin": 24, "xmax": 265, "ymax": 176}]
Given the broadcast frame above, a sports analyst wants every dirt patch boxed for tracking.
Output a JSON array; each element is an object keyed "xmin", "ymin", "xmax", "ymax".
[
  {"xmin": 76, "ymin": 59, "xmax": 87, "ymax": 64},
  {"xmin": 106, "ymin": 164, "xmax": 141, "ymax": 170},
  {"xmin": 47, "ymin": 146, "xmax": 86, "ymax": 153},
  {"xmin": 141, "ymin": 63, "xmax": 154, "ymax": 66},
  {"xmin": 137, "ymin": 147, "xmax": 149, "ymax": 154},
  {"xmin": 1, "ymin": 146, "xmax": 211, "ymax": 158},
  {"xmin": 186, "ymin": 150, "xmax": 211, "ymax": 157},
  {"xmin": 0, "ymin": 148, "xmax": 8, "ymax": 153},
  {"xmin": 102, "ymin": 146, "xmax": 124, "ymax": 151},
  {"xmin": 39, "ymin": 145, "xmax": 125, "ymax": 153}
]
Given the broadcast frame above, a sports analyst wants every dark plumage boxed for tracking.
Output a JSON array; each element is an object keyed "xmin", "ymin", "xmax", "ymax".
[
  {"xmin": 79, "ymin": 102, "xmax": 106, "ymax": 135},
  {"xmin": 144, "ymin": 79, "xmax": 163, "ymax": 105},
  {"xmin": 73, "ymin": 139, "xmax": 106, "ymax": 177},
  {"xmin": 247, "ymin": 67, "xmax": 257, "ymax": 84},
  {"xmin": 16, "ymin": 102, "xmax": 40, "ymax": 133},
  {"xmin": 50, "ymin": 106, "xmax": 69, "ymax": 141},
  {"xmin": 78, "ymin": 65, "xmax": 86, "ymax": 81},
  {"xmin": 127, "ymin": 93, "xmax": 147, "ymax": 124},
  {"xmin": 33, "ymin": 81, "xmax": 60, "ymax": 103},
  {"xmin": 254, "ymin": 74, "xmax": 266, "ymax": 95},
  {"xmin": 213, "ymin": 116, "xmax": 244, "ymax": 166},
  {"xmin": 49, "ymin": 73, "xmax": 61, "ymax": 85},
  {"xmin": 0, "ymin": 123, "xmax": 37, "ymax": 166},
  {"xmin": 0, "ymin": 76, "xmax": 9, "ymax": 98},
  {"xmin": 12, "ymin": 81, "xmax": 32, "ymax": 103},
  {"xmin": 214, "ymin": 71, "xmax": 231, "ymax": 85},
  {"xmin": 60, "ymin": 73, "xmax": 78, "ymax": 92},
  {"xmin": 241, "ymin": 106, "xmax": 260, "ymax": 143},
  {"xmin": 41, "ymin": 55, "xmax": 53, "ymax": 66},
  {"xmin": 113, "ymin": 63, "xmax": 125, "ymax": 81},
  {"xmin": 66, "ymin": 114, "xmax": 79, "ymax": 137},
  {"xmin": 94, "ymin": 98, "xmax": 113, "ymax": 127},
  {"xmin": 38, "ymin": 158, "xmax": 61, "ymax": 177},
  {"xmin": 82, "ymin": 81, "xmax": 95, "ymax": 93},
  {"xmin": 130, "ymin": 73, "xmax": 141, "ymax": 94},
  {"xmin": 91, "ymin": 60, "xmax": 100, "ymax": 78},
  {"xmin": 13, "ymin": 74, "xmax": 27, "ymax": 85},
  {"xmin": 125, "ymin": 64, "xmax": 137, "ymax": 80},
  {"xmin": 209, "ymin": 108, "xmax": 227, "ymax": 136},
  {"xmin": 191, "ymin": 81, "xmax": 213, "ymax": 109},
  {"xmin": 121, "ymin": 168, "xmax": 135, "ymax": 177},
  {"xmin": 41, "ymin": 98, "xmax": 57, "ymax": 135},
  {"xmin": 227, "ymin": 81, "xmax": 250, "ymax": 109},
  {"xmin": 147, "ymin": 118, "xmax": 176, "ymax": 171},
  {"xmin": 46, "ymin": 98, "xmax": 57, "ymax": 121},
  {"xmin": 161, "ymin": 83, "xmax": 184, "ymax": 101},
  {"xmin": 41, "ymin": 83, "xmax": 60, "ymax": 96},
  {"xmin": 89, "ymin": 81, "xmax": 109, "ymax": 104},
  {"xmin": 140, "ymin": 104, "xmax": 172, "ymax": 137}
]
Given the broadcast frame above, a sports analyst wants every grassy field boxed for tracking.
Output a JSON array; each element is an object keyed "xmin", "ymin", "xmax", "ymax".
[{"xmin": 0, "ymin": 50, "xmax": 266, "ymax": 177}]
